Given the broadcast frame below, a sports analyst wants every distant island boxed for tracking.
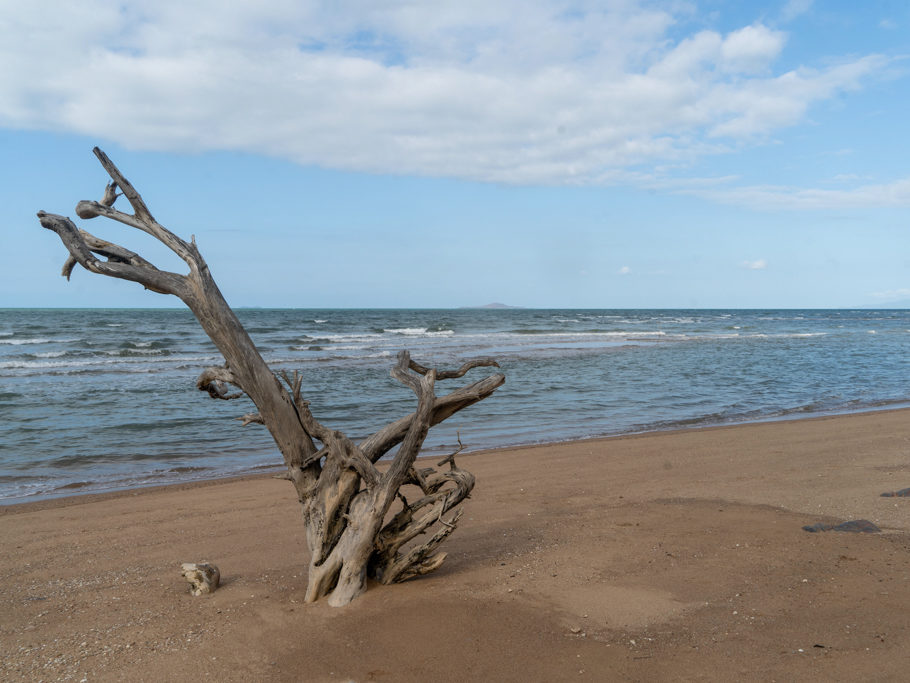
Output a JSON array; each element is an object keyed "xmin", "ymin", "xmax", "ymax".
[{"xmin": 458, "ymin": 302, "xmax": 524, "ymax": 309}]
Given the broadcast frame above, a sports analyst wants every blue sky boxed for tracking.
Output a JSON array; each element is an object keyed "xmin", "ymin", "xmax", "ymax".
[{"xmin": 1, "ymin": 0, "xmax": 909, "ymax": 308}]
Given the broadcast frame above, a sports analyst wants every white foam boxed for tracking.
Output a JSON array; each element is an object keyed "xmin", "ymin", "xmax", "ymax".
[
  {"xmin": 561, "ymin": 330, "xmax": 667, "ymax": 338},
  {"xmin": 322, "ymin": 333, "xmax": 382, "ymax": 343},
  {"xmin": 103, "ymin": 349, "xmax": 163, "ymax": 356},
  {"xmin": 0, "ymin": 353, "xmax": 218, "ymax": 371},
  {"xmin": 380, "ymin": 327, "xmax": 454, "ymax": 337},
  {"xmin": 385, "ymin": 327, "xmax": 428, "ymax": 335},
  {"xmin": 0, "ymin": 338, "xmax": 53, "ymax": 345},
  {"xmin": 0, "ymin": 359, "xmax": 79, "ymax": 369}
]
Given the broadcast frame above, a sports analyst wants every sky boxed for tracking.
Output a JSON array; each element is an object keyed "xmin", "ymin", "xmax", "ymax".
[{"xmin": 1, "ymin": 0, "xmax": 909, "ymax": 309}]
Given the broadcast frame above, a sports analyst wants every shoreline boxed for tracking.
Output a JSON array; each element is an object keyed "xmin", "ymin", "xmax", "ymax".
[
  {"xmin": 4, "ymin": 407, "xmax": 910, "ymax": 680},
  {"xmin": 6, "ymin": 403, "xmax": 910, "ymax": 513}
]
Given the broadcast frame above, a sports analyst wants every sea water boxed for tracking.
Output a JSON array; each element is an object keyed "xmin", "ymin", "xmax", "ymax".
[{"xmin": 1, "ymin": 308, "xmax": 908, "ymax": 503}]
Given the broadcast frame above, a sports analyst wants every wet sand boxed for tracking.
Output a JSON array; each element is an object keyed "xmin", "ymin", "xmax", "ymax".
[{"xmin": 3, "ymin": 409, "xmax": 910, "ymax": 681}]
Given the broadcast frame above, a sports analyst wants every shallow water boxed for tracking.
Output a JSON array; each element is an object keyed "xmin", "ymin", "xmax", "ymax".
[{"xmin": 2, "ymin": 308, "xmax": 908, "ymax": 503}]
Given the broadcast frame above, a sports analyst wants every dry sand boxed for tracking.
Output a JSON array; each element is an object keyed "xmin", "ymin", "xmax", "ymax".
[{"xmin": 2, "ymin": 409, "xmax": 910, "ymax": 682}]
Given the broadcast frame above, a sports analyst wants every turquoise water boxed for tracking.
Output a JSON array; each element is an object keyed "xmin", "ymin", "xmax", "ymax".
[{"xmin": 1, "ymin": 308, "xmax": 909, "ymax": 503}]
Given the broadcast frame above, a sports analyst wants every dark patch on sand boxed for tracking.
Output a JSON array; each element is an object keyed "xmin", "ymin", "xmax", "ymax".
[
  {"xmin": 880, "ymin": 487, "xmax": 910, "ymax": 497},
  {"xmin": 802, "ymin": 519, "xmax": 881, "ymax": 533}
]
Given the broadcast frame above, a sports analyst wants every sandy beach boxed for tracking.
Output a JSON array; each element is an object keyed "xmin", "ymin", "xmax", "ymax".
[{"xmin": 3, "ymin": 408, "xmax": 910, "ymax": 682}]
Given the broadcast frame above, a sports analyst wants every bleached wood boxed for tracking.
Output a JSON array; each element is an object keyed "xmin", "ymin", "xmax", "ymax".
[{"xmin": 37, "ymin": 149, "xmax": 505, "ymax": 606}]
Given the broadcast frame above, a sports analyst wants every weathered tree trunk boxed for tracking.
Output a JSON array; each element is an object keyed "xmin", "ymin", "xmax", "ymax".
[{"xmin": 37, "ymin": 148, "xmax": 504, "ymax": 606}]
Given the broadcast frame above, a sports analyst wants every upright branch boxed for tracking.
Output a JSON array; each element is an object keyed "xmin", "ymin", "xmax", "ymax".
[{"xmin": 37, "ymin": 148, "xmax": 505, "ymax": 606}]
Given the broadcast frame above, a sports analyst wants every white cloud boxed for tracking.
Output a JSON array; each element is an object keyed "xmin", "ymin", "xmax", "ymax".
[
  {"xmin": 686, "ymin": 177, "xmax": 910, "ymax": 209},
  {"xmin": 741, "ymin": 259, "xmax": 768, "ymax": 270},
  {"xmin": 872, "ymin": 288, "xmax": 910, "ymax": 299},
  {"xmin": 618, "ymin": 266, "xmax": 631, "ymax": 275},
  {"xmin": 781, "ymin": 0, "xmax": 814, "ymax": 23},
  {"xmin": 0, "ymin": 1, "xmax": 892, "ymax": 188},
  {"xmin": 720, "ymin": 25, "xmax": 786, "ymax": 73},
  {"xmin": 704, "ymin": 56, "xmax": 887, "ymax": 139}
]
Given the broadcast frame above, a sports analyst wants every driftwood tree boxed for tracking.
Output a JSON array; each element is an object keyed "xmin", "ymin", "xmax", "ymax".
[{"xmin": 37, "ymin": 148, "xmax": 505, "ymax": 606}]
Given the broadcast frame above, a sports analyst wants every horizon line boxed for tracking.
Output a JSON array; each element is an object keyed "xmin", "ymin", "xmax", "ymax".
[{"xmin": 2, "ymin": 306, "xmax": 908, "ymax": 312}]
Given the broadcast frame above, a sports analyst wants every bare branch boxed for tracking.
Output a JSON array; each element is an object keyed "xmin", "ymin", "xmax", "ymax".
[
  {"xmin": 76, "ymin": 201, "xmax": 170, "ymax": 238},
  {"xmin": 196, "ymin": 365, "xmax": 244, "ymax": 400},
  {"xmin": 100, "ymin": 181, "xmax": 121, "ymax": 207},
  {"xmin": 376, "ymin": 465, "xmax": 474, "ymax": 560},
  {"xmin": 407, "ymin": 465, "xmax": 430, "ymax": 493},
  {"xmin": 372, "ymin": 463, "xmax": 475, "ymax": 584},
  {"xmin": 280, "ymin": 371, "xmax": 381, "ymax": 488},
  {"xmin": 61, "ymin": 254, "xmax": 79, "ymax": 279},
  {"xmin": 359, "ymin": 372, "xmax": 505, "ymax": 462},
  {"xmin": 437, "ymin": 431, "xmax": 464, "ymax": 468},
  {"xmin": 279, "ymin": 370, "xmax": 304, "ymax": 407},
  {"xmin": 334, "ymin": 437, "xmax": 381, "ymax": 489},
  {"xmin": 90, "ymin": 147, "xmax": 155, "ymax": 222},
  {"xmin": 381, "ymin": 352, "xmax": 436, "ymax": 491},
  {"xmin": 237, "ymin": 413, "xmax": 264, "ymax": 427},
  {"xmin": 409, "ymin": 357, "xmax": 500, "ymax": 380},
  {"xmin": 77, "ymin": 147, "xmax": 198, "ymax": 267},
  {"xmin": 391, "ymin": 351, "xmax": 423, "ymax": 394},
  {"xmin": 37, "ymin": 212, "xmax": 188, "ymax": 297},
  {"xmin": 374, "ymin": 510, "xmax": 465, "ymax": 584}
]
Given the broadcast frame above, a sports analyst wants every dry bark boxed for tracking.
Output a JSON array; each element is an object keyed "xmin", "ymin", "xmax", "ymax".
[{"xmin": 37, "ymin": 148, "xmax": 505, "ymax": 606}]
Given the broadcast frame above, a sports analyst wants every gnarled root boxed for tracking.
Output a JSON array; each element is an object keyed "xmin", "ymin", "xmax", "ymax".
[{"xmin": 370, "ymin": 459, "xmax": 475, "ymax": 584}]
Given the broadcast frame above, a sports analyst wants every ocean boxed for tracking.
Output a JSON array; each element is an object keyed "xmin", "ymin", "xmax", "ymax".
[{"xmin": 1, "ymin": 308, "xmax": 908, "ymax": 504}]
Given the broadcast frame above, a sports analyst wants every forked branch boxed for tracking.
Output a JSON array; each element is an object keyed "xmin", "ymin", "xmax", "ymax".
[
  {"xmin": 37, "ymin": 212, "xmax": 189, "ymax": 297},
  {"xmin": 75, "ymin": 148, "xmax": 198, "ymax": 267},
  {"xmin": 358, "ymin": 371, "xmax": 504, "ymax": 462}
]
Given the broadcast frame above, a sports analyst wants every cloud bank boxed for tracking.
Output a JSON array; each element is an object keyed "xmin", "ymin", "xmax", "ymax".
[{"xmin": 0, "ymin": 1, "xmax": 894, "ymax": 194}]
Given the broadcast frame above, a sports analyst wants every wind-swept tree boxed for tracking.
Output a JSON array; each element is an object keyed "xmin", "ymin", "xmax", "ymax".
[{"xmin": 37, "ymin": 148, "xmax": 505, "ymax": 606}]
